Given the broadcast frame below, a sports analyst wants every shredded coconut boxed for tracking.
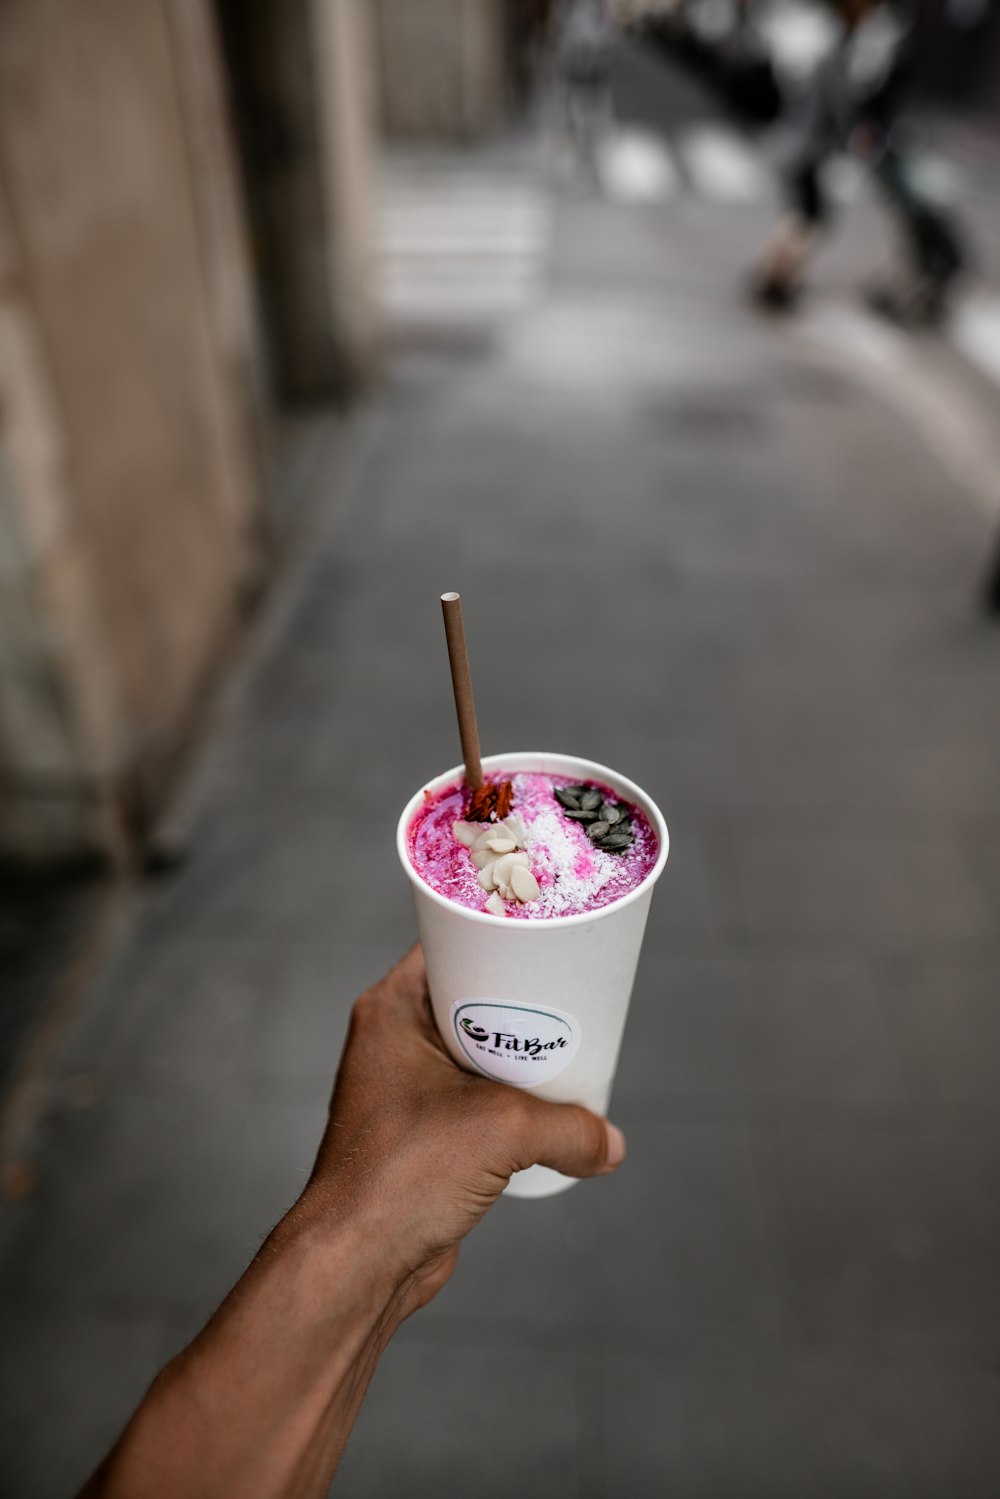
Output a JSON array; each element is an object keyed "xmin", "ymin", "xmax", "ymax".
[{"xmin": 408, "ymin": 770, "xmax": 657, "ymax": 919}]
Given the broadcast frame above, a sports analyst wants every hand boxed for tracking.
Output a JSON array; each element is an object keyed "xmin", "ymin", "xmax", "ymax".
[
  {"xmin": 300, "ymin": 945, "xmax": 626, "ymax": 1318},
  {"xmin": 78, "ymin": 946, "xmax": 624, "ymax": 1499}
]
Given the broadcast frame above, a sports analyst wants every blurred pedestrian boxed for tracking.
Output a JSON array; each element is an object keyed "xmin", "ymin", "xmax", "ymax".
[
  {"xmin": 751, "ymin": 0, "xmax": 968, "ymax": 324},
  {"xmin": 551, "ymin": 0, "xmax": 616, "ymax": 177}
]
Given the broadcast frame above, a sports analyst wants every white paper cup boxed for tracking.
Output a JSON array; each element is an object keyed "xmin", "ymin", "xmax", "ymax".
[{"xmin": 396, "ymin": 752, "xmax": 669, "ymax": 1198}]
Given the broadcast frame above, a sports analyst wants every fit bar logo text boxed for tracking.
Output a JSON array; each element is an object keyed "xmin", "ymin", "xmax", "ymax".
[
  {"xmin": 452, "ymin": 1001, "xmax": 580, "ymax": 1088},
  {"xmin": 459, "ymin": 1018, "xmax": 569, "ymax": 1059}
]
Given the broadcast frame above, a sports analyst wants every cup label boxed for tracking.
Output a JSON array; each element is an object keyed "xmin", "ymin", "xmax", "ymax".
[{"xmin": 451, "ymin": 1000, "xmax": 581, "ymax": 1088}]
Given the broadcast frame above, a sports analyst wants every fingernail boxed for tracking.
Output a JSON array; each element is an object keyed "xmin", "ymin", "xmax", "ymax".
[{"xmin": 605, "ymin": 1122, "xmax": 626, "ymax": 1169}]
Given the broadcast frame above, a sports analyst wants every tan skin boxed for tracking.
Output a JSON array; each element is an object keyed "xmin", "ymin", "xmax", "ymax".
[{"xmin": 78, "ymin": 945, "xmax": 625, "ymax": 1498}]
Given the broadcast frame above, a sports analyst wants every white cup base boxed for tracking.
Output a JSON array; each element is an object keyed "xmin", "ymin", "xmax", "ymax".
[{"xmin": 504, "ymin": 1164, "xmax": 578, "ymax": 1199}]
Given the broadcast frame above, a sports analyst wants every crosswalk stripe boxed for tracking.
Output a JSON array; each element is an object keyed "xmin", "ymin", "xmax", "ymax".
[
  {"xmin": 381, "ymin": 284, "xmax": 537, "ymax": 317},
  {"xmin": 379, "ymin": 175, "xmax": 540, "ymax": 199},
  {"xmin": 378, "ymin": 195, "xmax": 544, "ymax": 216},
  {"xmin": 597, "ymin": 127, "xmax": 679, "ymax": 203},
  {"xmin": 378, "ymin": 226, "xmax": 549, "ymax": 255},
  {"xmin": 677, "ymin": 124, "xmax": 772, "ymax": 203},
  {"xmin": 375, "ymin": 169, "xmax": 551, "ymax": 328}
]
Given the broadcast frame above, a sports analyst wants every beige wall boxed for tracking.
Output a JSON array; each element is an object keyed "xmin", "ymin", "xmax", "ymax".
[
  {"xmin": 375, "ymin": 0, "xmax": 508, "ymax": 139},
  {"xmin": 0, "ymin": 0, "xmax": 378, "ymax": 863},
  {"xmin": 0, "ymin": 0, "xmax": 264, "ymax": 861},
  {"xmin": 315, "ymin": 0, "xmax": 379, "ymax": 385},
  {"xmin": 214, "ymin": 0, "xmax": 377, "ymax": 400}
]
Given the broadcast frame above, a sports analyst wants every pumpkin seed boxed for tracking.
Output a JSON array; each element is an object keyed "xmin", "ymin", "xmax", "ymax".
[
  {"xmin": 600, "ymin": 803, "xmax": 622, "ymax": 824},
  {"xmin": 555, "ymin": 786, "xmax": 583, "ymax": 810},
  {"xmin": 596, "ymin": 833, "xmax": 631, "ymax": 852},
  {"xmin": 581, "ymin": 789, "xmax": 602, "ymax": 811},
  {"xmin": 564, "ymin": 808, "xmax": 598, "ymax": 822},
  {"xmin": 587, "ymin": 820, "xmax": 611, "ymax": 841}
]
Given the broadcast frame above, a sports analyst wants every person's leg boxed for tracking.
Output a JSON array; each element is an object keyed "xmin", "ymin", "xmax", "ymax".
[
  {"xmin": 867, "ymin": 144, "xmax": 967, "ymax": 324},
  {"xmin": 751, "ymin": 158, "xmax": 828, "ymax": 308}
]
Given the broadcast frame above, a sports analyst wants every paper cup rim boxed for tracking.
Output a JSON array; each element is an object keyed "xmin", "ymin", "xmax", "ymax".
[{"xmin": 396, "ymin": 751, "xmax": 669, "ymax": 930}]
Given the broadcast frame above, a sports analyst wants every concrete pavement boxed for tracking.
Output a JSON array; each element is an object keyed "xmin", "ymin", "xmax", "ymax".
[{"xmin": 3, "ymin": 100, "xmax": 1000, "ymax": 1498}]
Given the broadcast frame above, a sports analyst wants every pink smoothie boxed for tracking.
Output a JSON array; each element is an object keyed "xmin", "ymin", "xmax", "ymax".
[{"xmin": 407, "ymin": 770, "xmax": 658, "ymax": 920}]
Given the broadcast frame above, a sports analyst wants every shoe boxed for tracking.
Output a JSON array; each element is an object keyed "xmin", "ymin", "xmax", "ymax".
[
  {"xmin": 749, "ymin": 273, "xmax": 799, "ymax": 312},
  {"xmin": 864, "ymin": 277, "xmax": 949, "ymax": 329}
]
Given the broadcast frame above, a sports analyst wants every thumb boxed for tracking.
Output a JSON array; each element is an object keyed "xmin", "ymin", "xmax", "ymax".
[{"xmin": 512, "ymin": 1095, "xmax": 626, "ymax": 1179}]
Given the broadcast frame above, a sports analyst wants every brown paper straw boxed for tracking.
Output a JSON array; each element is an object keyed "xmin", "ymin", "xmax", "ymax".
[{"xmin": 440, "ymin": 592, "xmax": 483, "ymax": 789}]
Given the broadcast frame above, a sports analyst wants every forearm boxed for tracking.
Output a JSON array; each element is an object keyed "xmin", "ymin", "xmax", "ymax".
[
  {"xmin": 79, "ymin": 1201, "xmax": 407, "ymax": 1499},
  {"xmin": 76, "ymin": 947, "xmax": 623, "ymax": 1497}
]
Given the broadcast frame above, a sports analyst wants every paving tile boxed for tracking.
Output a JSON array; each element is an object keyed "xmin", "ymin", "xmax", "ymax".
[
  {"xmin": 333, "ymin": 1330, "xmax": 581, "ymax": 1499},
  {"xmin": 647, "ymin": 660, "xmax": 1000, "ymax": 824},
  {"xmin": 0, "ymin": 1306, "xmax": 163, "ymax": 1499},
  {"xmin": 0, "ymin": 870, "xmax": 107, "ymax": 1098},
  {"xmin": 0, "ymin": 1088, "xmax": 326, "ymax": 1320},
  {"xmin": 421, "ymin": 1120, "xmax": 778, "ymax": 1356},
  {"xmin": 615, "ymin": 952, "xmax": 909, "ymax": 1121},
  {"xmin": 712, "ymin": 831, "xmax": 999, "ymax": 951},
  {"xmin": 879, "ymin": 960, "xmax": 1000, "ymax": 1116},
  {"xmin": 141, "ymin": 804, "xmax": 416, "ymax": 948},
  {"xmin": 636, "ymin": 831, "xmax": 718, "ymax": 941},
  {"xmin": 65, "ymin": 933, "xmax": 268, "ymax": 1090},
  {"xmin": 750, "ymin": 1122, "xmax": 1000, "ymax": 1356},
  {"xmin": 604, "ymin": 1351, "xmax": 1000, "ymax": 1499},
  {"xmin": 249, "ymin": 939, "xmax": 402, "ymax": 1087}
]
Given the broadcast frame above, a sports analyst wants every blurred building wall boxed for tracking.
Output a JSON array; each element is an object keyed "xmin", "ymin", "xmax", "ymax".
[
  {"xmin": 0, "ymin": 0, "xmax": 376, "ymax": 866},
  {"xmin": 374, "ymin": 0, "xmax": 508, "ymax": 139},
  {"xmin": 214, "ymin": 0, "xmax": 378, "ymax": 400}
]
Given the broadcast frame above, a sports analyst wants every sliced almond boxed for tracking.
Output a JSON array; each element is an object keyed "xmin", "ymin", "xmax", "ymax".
[
  {"xmin": 485, "ymin": 892, "xmax": 506, "ymax": 917},
  {"xmin": 484, "ymin": 837, "xmax": 517, "ymax": 855},
  {"xmin": 477, "ymin": 864, "xmax": 497, "ymax": 891},
  {"xmin": 491, "ymin": 853, "xmax": 519, "ymax": 886},
  {"xmin": 510, "ymin": 864, "xmax": 540, "ymax": 903},
  {"xmin": 452, "ymin": 821, "xmax": 479, "ymax": 847},
  {"xmin": 509, "ymin": 851, "xmax": 530, "ymax": 868},
  {"xmin": 471, "ymin": 848, "xmax": 496, "ymax": 870},
  {"xmin": 504, "ymin": 815, "xmax": 528, "ymax": 847},
  {"xmin": 473, "ymin": 828, "xmax": 500, "ymax": 853}
]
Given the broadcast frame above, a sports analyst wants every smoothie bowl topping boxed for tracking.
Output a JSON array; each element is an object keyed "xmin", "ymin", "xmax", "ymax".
[
  {"xmin": 553, "ymin": 784, "xmax": 635, "ymax": 853},
  {"xmin": 452, "ymin": 815, "xmax": 540, "ymax": 917},
  {"xmin": 408, "ymin": 770, "xmax": 658, "ymax": 921}
]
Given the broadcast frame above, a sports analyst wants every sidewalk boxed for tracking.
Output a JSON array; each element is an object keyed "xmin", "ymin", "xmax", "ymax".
[{"xmin": 3, "ymin": 131, "xmax": 1000, "ymax": 1497}]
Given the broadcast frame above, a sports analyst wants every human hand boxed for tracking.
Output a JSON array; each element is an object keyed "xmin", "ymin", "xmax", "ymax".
[
  {"xmin": 77, "ymin": 946, "xmax": 624, "ymax": 1499},
  {"xmin": 298, "ymin": 944, "xmax": 626, "ymax": 1320}
]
